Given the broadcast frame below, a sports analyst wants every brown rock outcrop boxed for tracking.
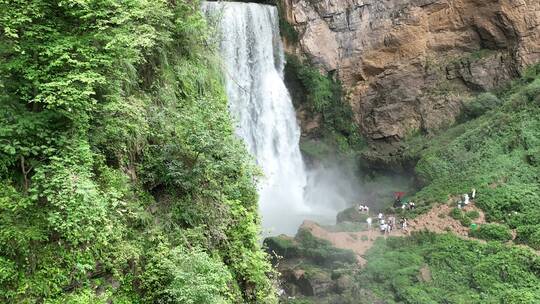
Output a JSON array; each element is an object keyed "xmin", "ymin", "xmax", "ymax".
[{"xmin": 282, "ymin": 0, "xmax": 540, "ymax": 156}]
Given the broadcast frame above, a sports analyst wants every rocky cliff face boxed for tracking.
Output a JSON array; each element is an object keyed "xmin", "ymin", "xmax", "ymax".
[{"xmin": 282, "ymin": 0, "xmax": 539, "ymax": 158}]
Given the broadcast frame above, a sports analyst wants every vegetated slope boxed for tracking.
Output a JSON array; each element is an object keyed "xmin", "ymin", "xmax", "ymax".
[
  {"xmin": 276, "ymin": 66, "xmax": 540, "ymax": 304},
  {"xmin": 0, "ymin": 1, "xmax": 275, "ymax": 303},
  {"xmin": 348, "ymin": 66, "xmax": 540, "ymax": 303},
  {"xmin": 359, "ymin": 232, "xmax": 540, "ymax": 304},
  {"xmin": 406, "ymin": 65, "xmax": 540, "ymax": 249}
]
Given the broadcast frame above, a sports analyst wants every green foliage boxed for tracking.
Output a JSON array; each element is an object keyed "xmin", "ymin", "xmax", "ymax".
[
  {"xmin": 404, "ymin": 64, "xmax": 540, "ymax": 249},
  {"xmin": 357, "ymin": 232, "xmax": 540, "ymax": 303},
  {"xmin": 449, "ymin": 208, "xmax": 473, "ymax": 226},
  {"xmin": 462, "ymin": 92, "xmax": 503, "ymax": 119},
  {"xmin": 515, "ymin": 225, "xmax": 540, "ymax": 250},
  {"xmin": 287, "ymin": 56, "xmax": 334, "ymax": 113},
  {"xmin": 0, "ymin": 0, "xmax": 275, "ymax": 303},
  {"xmin": 469, "ymin": 223, "xmax": 512, "ymax": 242},
  {"xmin": 450, "ymin": 208, "xmax": 462, "ymax": 220},
  {"xmin": 140, "ymin": 246, "xmax": 236, "ymax": 304},
  {"xmin": 284, "ymin": 54, "xmax": 365, "ymax": 157},
  {"xmin": 43, "ymin": 289, "xmax": 111, "ymax": 304},
  {"xmin": 465, "ymin": 210, "xmax": 480, "ymax": 220},
  {"xmin": 336, "ymin": 206, "xmax": 369, "ymax": 224},
  {"xmin": 460, "ymin": 216, "xmax": 472, "ymax": 227}
]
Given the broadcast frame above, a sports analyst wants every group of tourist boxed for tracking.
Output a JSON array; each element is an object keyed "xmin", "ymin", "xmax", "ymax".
[
  {"xmin": 394, "ymin": 192, "xmax": 416, "ymax": 211},
  {"xmin": 365, "ymin": 212, "xmax": 408, "ymax": 235},
  {"xmin": 359, "ymin": 188, "xmax": 479, "ymax": 237}
]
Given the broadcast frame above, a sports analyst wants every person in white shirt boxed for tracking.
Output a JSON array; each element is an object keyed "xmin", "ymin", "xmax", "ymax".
[
  {"xmin": 366, "ymin": 217, "xmax": 372, "ymax": 230},
  {"xmin": 380, "ymin": 223, "xmax": 387, "ymax": 233},
  {"xmin": 402, "ymin": 218, "xmax": 408, "ymax": 233}
]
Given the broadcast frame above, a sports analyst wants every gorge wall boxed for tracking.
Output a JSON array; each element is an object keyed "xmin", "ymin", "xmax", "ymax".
[{"xmin": 281, "ymin": 0, "xmax": 540, "ymax": 161}]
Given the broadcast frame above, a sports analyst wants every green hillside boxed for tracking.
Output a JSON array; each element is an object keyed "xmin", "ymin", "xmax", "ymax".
[
  {"xmin": 274, "ymin": 65, "xmax": 540, "ymax": 304},
  {"xmin": 0, "ymin": 1, "xmax": 275, "ymax": 303},
  {"xmin": 406, "ymin": 65, "xmax": 540, "ymax": 248},
  {"xmin": 359, "ymin": 232, "xmax": 540, "ymax": 304},
  {"xmin": 355, "ymin": 65, "xmax": 540, "ymax": 303}
]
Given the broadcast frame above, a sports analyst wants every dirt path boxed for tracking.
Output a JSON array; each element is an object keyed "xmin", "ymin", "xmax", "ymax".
[{"xmin": 300, "ymin": 203, "xmax": 486, "ymax": 266}]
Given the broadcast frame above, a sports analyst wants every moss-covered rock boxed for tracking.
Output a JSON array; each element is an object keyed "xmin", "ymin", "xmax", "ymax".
[
  {"xmin": 264, "ymin": 235, "xmax": 300, "ymax": 259},
  {"xmin": 336, "ymin": 207, "xmax": 369, "ymax": 224}
]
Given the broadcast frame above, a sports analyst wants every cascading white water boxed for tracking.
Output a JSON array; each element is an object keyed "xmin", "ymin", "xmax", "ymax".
[{"xmin": 202, "ymin": 1, "xmax": 310, "ymax": 235}]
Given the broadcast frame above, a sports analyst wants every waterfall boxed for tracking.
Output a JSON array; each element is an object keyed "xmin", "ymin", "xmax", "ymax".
[{"xmin": 202, "ymin": 1, "xmax": 310, "ymax": 235}]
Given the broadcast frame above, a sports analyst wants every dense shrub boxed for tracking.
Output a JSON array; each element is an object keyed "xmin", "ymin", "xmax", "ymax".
[
  {"xmin": 515, "ymin": 225, "xmax": 540, "ymax": 250},
  {"xmin": 523, "ymin": 79, "xmax": 540, "ymax": 104},
  {"xmin": 140, "ymin": 246, "xmax": 237, "ymax": 303},
  {"xmin": 447, "ymin": 207, "xmax": 473, "ymax": 226},
  {"xmin": 460, "ymin": 216, "xmax": 472, "ymax": 227},
  {"xmin": 465, "ymin": 210, "xmax": 480, "ymax": 220},
  {"xmin": 450, "ymin": 207, "xmax": 463, "ymax": 220},
  {"xmin": 462, "ymin": 92, "xmax": 503, "ymax": 118},
  {"xmin": 358, "ymin": 233, "xmax": 540, "ymax": 303},
  {"xmin": 0, "ymin": 1, "xmax": 276, "ymax": 302},
  {"xmin": 469, "ymin": 223, "xmax": 512, "ymax": 242}
]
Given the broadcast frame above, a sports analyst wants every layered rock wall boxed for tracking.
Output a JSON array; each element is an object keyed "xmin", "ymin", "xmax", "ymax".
[{"xmin": 283, "ymin": 0, "xmax": 539, "ymax": 153}]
